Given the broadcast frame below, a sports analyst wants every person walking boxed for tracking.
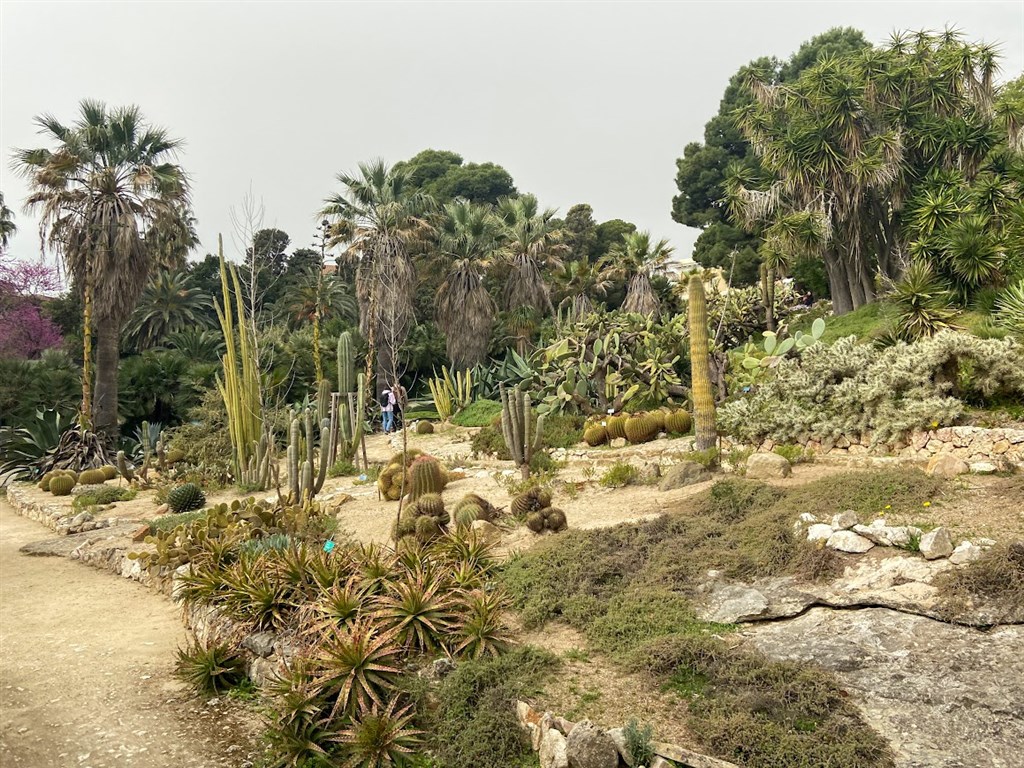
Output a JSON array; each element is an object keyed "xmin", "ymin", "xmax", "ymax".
[
  {"xmin": 380, "ymin": 387, "xmax": 396, "ymax": 434},
  {"xmin": 392, "ymin": 381, "xmax": 408, "ymax": 431}
]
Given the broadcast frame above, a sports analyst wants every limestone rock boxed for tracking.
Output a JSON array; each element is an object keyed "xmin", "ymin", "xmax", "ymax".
[
  {"xmin": 658, "ymin": 461, "xmax": 710, "ymax": 491},
  {"xmin": 830, "ymin": 509, "xmax": 858, "ymax": 530},
  {"xmin": 919, "ymin": 527, "xmax": 953, "ymax": 560},
  {"xmin": 566, "ymin": 720, "xmax": 619, "ymax": 768},
  {"xmin": 926, "ymin": 454, "xmax": 968, "ymax": 477},
  {"xmin": 605, "ymin": 727, "xmax": 634, "ymax": 767},
  {"xmin": 745, "ymin": 607, "xmax": 1024, "ymax": 768},
  {"xmin": 154, "ymin": 503, "xmax": 170, "ymax": 515},
  {"xmin": 851, "ymin": 519, "xmax": 918, "ymax": 548},
  {"xmin": 826, "ymin": 530, "xmax": 875, "ymax": 554},
  {"xmin": 242, "ymin": 632, "xmax": 276, "ymax": 658},
  {"xmin": 806, "ymin": 523, "xmax": 834, "ymax": 542},
  {"xmin": 949, "ymin": 540, "xmax": 982, "ymax": 565},
  {"xmin": 469, "ymin": 519, "xmax": 502, "ymax": 545},
  {"xmin": 745, "ymin": 452, "xmax": 791, "ymax": 479},
  {"xmin": 699, "ymin": 582, "xmax": 770, "ymax": 624},
  {"xmin": 609, "ymin": 437, "xmax": 627, "ymax": 449},
  {"xmin": 970, "ymin": 461, "xmax": 998, "ymax": 474},
  {"xmin": 540, "ymin": 727, "xmax": 569, "ymax": 768}
]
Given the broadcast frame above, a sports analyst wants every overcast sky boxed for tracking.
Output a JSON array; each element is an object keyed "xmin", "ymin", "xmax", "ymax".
[{"xmin": 2, "ymin": 1, "xmax": 1022, "ymax": 269}]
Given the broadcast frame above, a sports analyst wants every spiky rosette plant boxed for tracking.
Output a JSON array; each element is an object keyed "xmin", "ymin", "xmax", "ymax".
[
  {"xmin": 334, "ymin": 699, "xmax": 424, "ymax": 768},
  {"xmin": 175, "ymin": 639, "xmax": 246, "ymax": 695},
  {"xmin": 167, "ymin": 482, "xmax": 206, "ymax": 513},
  {"xmin": 313, "ymin": 619, "xmax": 403, "ymax": 718},
  {"xmin": 583, "ymin": 425, "xmax": 608, "ymax": 446},
  {"xmin": 375, "ymin": 573, "xmax": 455, "ymax": 652},
  {"xmin": 451, "ymin": 587, "xmax": 511, "ymax": 659}
]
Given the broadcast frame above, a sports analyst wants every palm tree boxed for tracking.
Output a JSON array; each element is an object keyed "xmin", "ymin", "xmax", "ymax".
[
  {"xmin": 435, "ymin": 200, "xmax": 499, "ymax": 369},
  {"xmin": 321, "ymin": 159, "xmax": 433, "ymax": 389},
  {"xmin": 0, "ymin": 191, "xmax": 15, "ymax": 253},
  {"xmin": 601, "ymin": 231, "xmax": 674, "ymax": 318},
  {"xmin": 555, "ymin": 253, "xmax": 611, "ymax": 323},
  {"xmin": 125, "ymin": 269, "xmax": 213, "ymax": 351},
  {"xmin": 13, "ymin": 100, "xmax": 191, "ymax": 443},
  {"xmin": 284, "ymin": 271, "xmax": 357, "ymax": 330},
  {"xmin": 495, "ymin": 194, "xmax": 567, "ymax": 315}
]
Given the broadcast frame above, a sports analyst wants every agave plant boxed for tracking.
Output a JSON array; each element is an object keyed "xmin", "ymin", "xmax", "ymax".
[
  {"xmin": 221, "ymin": 555, "xmax": 299, "ymax": 632},
  {"xmin": 313, "ymin": 619, "xmax": 403, "ymax": 717},
  {"xmin": 332, "ymin": 699, "xmax": 423, "ymax": 768},
  {"xmin": 175, "ymin": 639, "xmax": 247, "ymax": 695},
  {"xmin": 994, "ymin": 280, "xmax": 1024, "ymax": 337},
  {"xmin": 0, "ymin": 408, "xmax": 73, "ymax": 478},
  {"xmin": 450, "ymin": 587, "xmax": 511, "ymax": 659},
  {"xmin": 264, "ymin": 669, "xmax": 335, "ymax": 768},
  {"xmin": 890, "ymin": 261, "xmax": 960, "ymax": 340},
  {"xmin": 307, "ymin": 577, "xmax": 372, "ymax": 634},
  {"xmin": 374, "ymin": 572, "xmax": 455, "ymax": 653}
]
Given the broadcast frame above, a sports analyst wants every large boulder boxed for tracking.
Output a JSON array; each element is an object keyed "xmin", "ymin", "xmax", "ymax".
[
  {"xmin": 566, "ymin": 720, "xmax": 619, "ymax": 768},
  {"xmin": 658, "ymin": 461, "xmax": 710, "ymax": 491},
  {"xmin": 540, "ymin": 727, "xmax": 569, "ymax": 768},
  {"xmin": 926, "ymin": 454, "xmax": 969, "ymax": 477},
  {"xmin": 745, "ymin": 452, "xmax": 792, "ymax": 479},
  {"xmin": 919, "ymin": 527, "xmax": 954, "ymax": 560},
  {"xmin": 826, "ymin": 530, "xmax": 874, "ymax": 554}
]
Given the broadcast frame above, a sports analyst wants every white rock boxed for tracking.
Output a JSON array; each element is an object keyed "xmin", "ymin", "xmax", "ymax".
[
  {"xmin": 919, "ymin": 527, "xmax": 954, "ymax": 560},
  {"xmin": 798, "ymin": 513, "xmax": 818, "ymax": 524},
  {"xmin": 606, "ymin": 727, "xmax": 635, "ymax": 767},
  {"xmin": 469, "ymin": 519, "xmax": 502, "ymax": 545},
  {"xmin": 831, "ymin": 509, "xmax": 858, "ymax": 530},
  {"xmin": 969, "ymin": 461, "xmax": 998, "ymax": 474},
  {"xmin": 746, "ymin": 452, "xmax": 792, "ymax": 479},
  {"xmin": 806, "ymin": 524, "xmax": 835, "ymax": 542},
  {"xmin": 976, "ymin": 538, "xmax": 997, "ymax": 548},
  {"xmin": 827, "ymin": 530, "xmax": 875, "ymax": 553},
  {"xmin": 949, "ymin": 541, "xmax": 982, "ymax": 565},
  {"xmin": 927, "ymin": 454, "xmax": 969, "ymax": 477},
  {"xmin": 540, "ymin": 727, "xmax": 569, "ymax": 768}
]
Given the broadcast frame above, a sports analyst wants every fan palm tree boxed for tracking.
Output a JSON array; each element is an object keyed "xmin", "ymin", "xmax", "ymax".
[
  {"xmin": 435, "ymin": 200, "xmax": 499, "ymax": 369},
  {"xmin": 555, "ymin": 253, "xmax": 611, "ymax": 323},
  {"xmin": 125, "ymin": 269, "xmax": 212, "ymax": 351},
  {"xmin": 284, "ymin": 270, "xmax": 357, "ymax": 330},
  {"xmin": 495, "ymin": 194, "xmax": 567, "ymax": 315},
  {"xmin": 601, "ymin": 231, "xmax": 674, "ymax": 318},
  {"xmin": 321, "ymin": 160, "xmax": 433, "ymax": 389},
  {"xmin": 13, "ymin": 100, "xmax": 191, "ymax": 443},
  {"xmin": 0, "ymin": 191, "xmax": 15, "ymax": 253}
]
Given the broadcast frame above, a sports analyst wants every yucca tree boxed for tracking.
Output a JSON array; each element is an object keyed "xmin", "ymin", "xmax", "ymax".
[
  {"xmin": 0, "ymin": 191, "xmax": 15, "ymax": 252},
  {"xmin": 321, "ymin": 160, "xmax": 433, "ymax": 389},
  {"xmin": 125, "ymin": 269, "xmax": 212, "ymax": 351},
  {"xmin": 435, "ymin": 200, "xmax": 499, "ymax": 369},
  {"xmin": 495, "ymin": 194, "xmax": 567, "ymax": 315},
  {"xmin": 727, "ymin": 30, "xmax": 1011, "ymax": 314},
  {"xmin": 13, "ymin": 100, "xmax": 191, "ymax": 442},
  {"xmin": 601, "ymin": 231, "xmax": 674, "ymax": 318}
]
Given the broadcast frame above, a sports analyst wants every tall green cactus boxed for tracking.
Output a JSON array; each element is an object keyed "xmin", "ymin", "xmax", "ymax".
[
  {"xmin": 286, "ymin": 407, "xmax": 334, "ymax": 502},
  {"xmin": 337, "ymin": 331, "xmax": 355, "ymax": 395},
  {"xmin": 499, "ymin": 383, "xmax": 545, "ymax": 480},
  {"xmin": 239, "ymin": 429, "xmax": 274, "ymax": 490},
  {"xmin": 215, "ymin": 235, "xmax": 265, "ymax": 483},
  {"xmin": 688, "ymin": 274, "xmax": 717, "ymax": 451}
]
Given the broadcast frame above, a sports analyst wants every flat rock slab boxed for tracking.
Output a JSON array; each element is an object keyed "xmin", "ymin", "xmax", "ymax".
[
  {"xmin": 18, "ymin": 522, "xmax": 142, "ymax": 558},
  {"xmin": 745, "ymin": 607, "xmax": 1024, "ymax": 768}
]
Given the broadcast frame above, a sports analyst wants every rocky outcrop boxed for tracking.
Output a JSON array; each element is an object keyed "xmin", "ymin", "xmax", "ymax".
[
  {"xmin": 744, "ymin": 452, "xmax": 791, "ymax": 479},
  {"xmin": 745, "ymin": 607, "xmax": 1024, "ymax": 768}
]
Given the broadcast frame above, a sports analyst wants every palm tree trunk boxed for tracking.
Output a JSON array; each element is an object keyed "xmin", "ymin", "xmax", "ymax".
[
  {"xmin": 825, "ymin": 251, "xmax": 854, "ymax": 315},
  {"xmin": 93, "ymin": 320, "xmax": 121, "ymax": 448},
  {"xmin": 80, "ymin": 262, "xmax": 94, "ymax": 429}
]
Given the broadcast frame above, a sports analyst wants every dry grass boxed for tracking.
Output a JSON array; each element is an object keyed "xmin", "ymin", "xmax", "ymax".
[{"xmin": 936, "ymin": 541, "xmax": 1024, "ymax": 622}]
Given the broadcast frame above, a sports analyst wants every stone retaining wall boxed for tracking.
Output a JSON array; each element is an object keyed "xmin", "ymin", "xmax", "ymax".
[
  {"xmin": 6, "ymin": 483, "xmax": 117, "ymax": 535},
  {"xmin": 726, "ymin": 425, "xmax": 1024, "ymax": 469}
]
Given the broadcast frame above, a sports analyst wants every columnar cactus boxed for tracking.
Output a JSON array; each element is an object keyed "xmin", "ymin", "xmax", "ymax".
[
  {"xmin": 287, "ymin": 407, "xmax": 334, "ymax": 502},
  {"xmin": 499, "ymin": 383, "xmax": 545, "ymax": 480},
  {"xmin": 688, "ymin": 275, "xmax": 718, "ymax": 451}
]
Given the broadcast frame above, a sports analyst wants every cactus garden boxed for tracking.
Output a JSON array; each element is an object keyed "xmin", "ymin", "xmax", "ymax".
[{"xmin": 3, "ymin": 13, "xmax": 1024, "ymax": 768}]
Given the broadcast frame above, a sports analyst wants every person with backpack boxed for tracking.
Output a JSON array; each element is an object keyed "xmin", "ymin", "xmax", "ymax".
[{"xmin": 380, "ymin": 387, "xmax": 396, "ymax": 434}]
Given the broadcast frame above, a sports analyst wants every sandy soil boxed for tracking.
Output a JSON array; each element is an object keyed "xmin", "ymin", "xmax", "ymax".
[{"xmin": 0, "ymin": 501, "xmax": 262, "ymax": 768}]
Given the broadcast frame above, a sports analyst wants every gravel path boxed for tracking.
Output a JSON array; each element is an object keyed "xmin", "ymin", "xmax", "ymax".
[{"xmin": 0, "ymin": 500, "xmax": 261, "ymax": 768}]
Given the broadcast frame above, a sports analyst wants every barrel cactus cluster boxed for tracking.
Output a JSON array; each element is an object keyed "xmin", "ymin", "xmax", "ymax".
[
  {"xmin": 78, "ymin": 468, "xmax": 107, "ymax": 486},
  {"xmin": 452, "ymin": 492, "xmax": 500, "ymax": 528},
  {"xmin": 377, "ymin": 451, "xmax": 448, "ymax": 501},
  {"xmin": 511, "ymin": 486, "xmax": 568, "ymax": 534},
  {"xmin": 46, "ymin": 472, "xmax": 77, "ymax": 496},
  {"xmin": 393, "ymin": 492, "xmax": 450, "ymax": 545},
  {"xmin": 581, "ymin": 408, "xmax": 693, "ymax": 447},
  {"xmin": 168, "ymin": 482, "xmax": 206, "ymax": 513}
]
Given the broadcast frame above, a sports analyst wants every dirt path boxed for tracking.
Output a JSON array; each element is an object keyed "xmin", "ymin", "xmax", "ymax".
[{"xmin": 0, "ymin": 500, "xmax": 261, "ymax": 768}]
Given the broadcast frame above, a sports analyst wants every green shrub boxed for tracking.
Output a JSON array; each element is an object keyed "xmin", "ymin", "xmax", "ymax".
[
  {"xmin": 427, "ymin": 646, "xmax": 558, "ymax": 768},
  {"xmin": 471, "ymin": 423, "xmax": 510, "ymax": 460},
  {"xmin": 150, "ymin": 508, "xmax": 208, "ymax": 532},
  {"xmin": 542, "ymin": 413, "xmax": 585, "ymax": 449},
  {"xmin": 72, "ymin": 486, "xmax": 136, "ymax": 511},
  {"xmin": 329, "ymin": 459, "xmax": 358, "ymax": 478},
  {"xmin": 599, "ymin": 462, "xmax": 638, "ymax": 488},
  {"xmin": 451, "ymin": 400, "xmax": 503, "ymax": 427},
  {"xmin": 686, "ymin": 447, "xmax": 720, "ymax": 468},
  {"xmin": 623, "ymin": 719, "xmax": 655, "ymax": 767},
  {"xmin": 772, "ymin": 444, "xmax": 814, "ymax": 465}
]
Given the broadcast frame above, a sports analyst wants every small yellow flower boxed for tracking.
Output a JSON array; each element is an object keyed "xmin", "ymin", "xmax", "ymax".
[
  {"xmin": 884, "ymin": 504, "xmax": 891, "ymax": 510},
  {"xmin": 923, "ymin": 501, "xmax": 931, "ymax": 507},
  {"xmin": 931, "ymin": 421, "xmax": 939, "ymax": 428}
]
